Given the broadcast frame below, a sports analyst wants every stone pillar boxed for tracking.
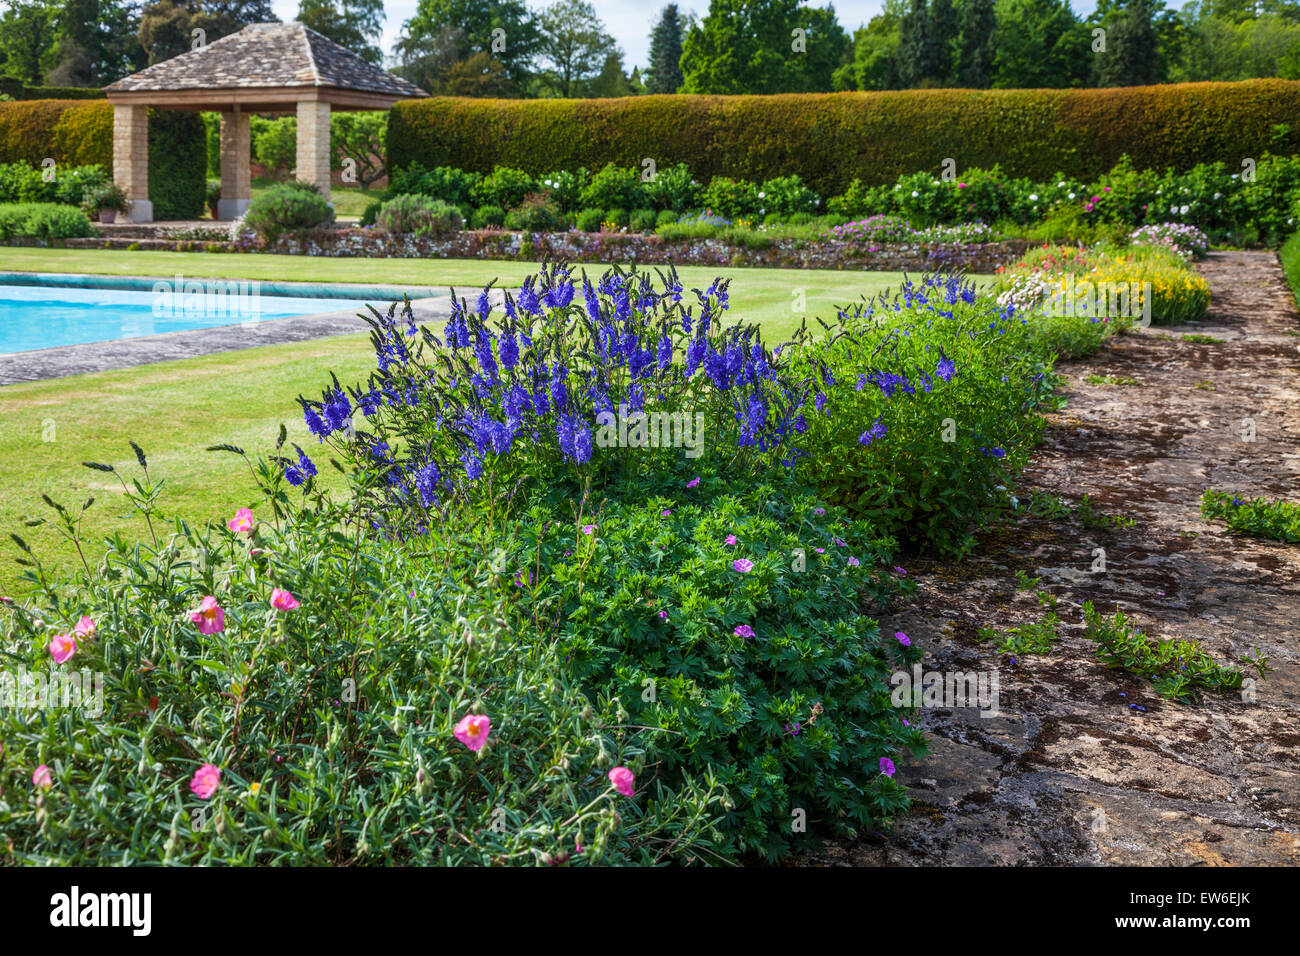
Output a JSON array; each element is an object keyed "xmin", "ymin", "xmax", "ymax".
[
  {"xmin": 295, "ymin": 100, "xmax": 331, "ymax": 200},
  {"xmin": 112, "ymin": 103, "xmax": 152, "ymax": 222},
  {"xmin": 217, "ymin": 109, "xmax": 251, "ymax": 220}
]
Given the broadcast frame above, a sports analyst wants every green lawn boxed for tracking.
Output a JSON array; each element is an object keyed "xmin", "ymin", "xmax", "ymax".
[{"xmin": 0, "ymin": 248, "xmax": 971, "ymax": 595}]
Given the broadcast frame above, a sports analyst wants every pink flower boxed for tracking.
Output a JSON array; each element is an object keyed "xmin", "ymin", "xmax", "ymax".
[
  {"xmin": 661, "ymin": 509, "xmax": 672, "ymax": 517},
  {"xmin": 658, "ymin": 610, "xmax": 668, "ymax": 619},
  {"xmin": 48, "ymin": 633, "xmax": 76, "ymax": 664},
  {"xmin": 608, "ymin": 766, "xmax": 635, "ymax": 796},
  {"xmin": 454, "ymin": 713, "xmax": 491, "ymax": 752},
  {"xmin": 74, "ymin": 615, "xmax": 96, "ymax": 638},
  {"xmin": 880, "ymin": 757, "xmax": 896, "ymax": 778},
  {"xmin": 893, "ymin": 566, "xmax": 907, "ymax": 576},
  {"xmin": 270, "ymin": 588, "xmax": 300, "ymax": 612},
  {"xmin": 724, "ymin": 534, "xmax": 737, "ymax": 546},
  {"xmin": 834, "ymin": 538, "xmax": 846, "ymax": 547},
  {"xmin": 896, "ymin": 631, "xmax": 910, "ymax": 647},
  {"xmin": 190, "ymin": 763, "xmax": 221, "ymax": 799},
  {"xmin": 226, "ymin": 507, "xmax": 255, "ymax": 535},
  {"xmin": 847, "ymin": 557, "xmax": 860, "ymax": 567},
  {"xmin": 582, "ymin": 524, "xmax": 597, "ymax": 535},
  {"xmin": 734, "ymin": 624, "xmax": 755, "ymax": 638},
  {"xmin": 32, "ymin": 764, "xmax": 52, "ymax": 789},
  {"xmin": 732, "ymin": 558, "xmax": 753, "ymax": 573},
  {"xmin": 813, "ymin": 508, "xmax": 825, "ymax": 516},
  {"xmin": 190, "ymin": 596, "xmax": 225, "ymax": 635},
  {"xmin": 686, "ymin": 478, "xmax": 700, "ymax": 488}
]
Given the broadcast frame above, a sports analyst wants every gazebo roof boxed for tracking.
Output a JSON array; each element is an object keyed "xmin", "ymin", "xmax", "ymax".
[{"xmin": 105, "ymin": 23, "xmax": 425, "ymax": 109}]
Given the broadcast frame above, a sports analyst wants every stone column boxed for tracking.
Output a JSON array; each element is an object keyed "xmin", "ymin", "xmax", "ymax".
[
  {"xmin": 217, "ymin": 108, "xmax": 251, "ymax": 220},
  {"xmin": 295, "ymin": 99, "xmax": 332, "ymax": 200},
  {"xmin": 112, "ymin": 103, "xmax": 152, "ymax": 222}
]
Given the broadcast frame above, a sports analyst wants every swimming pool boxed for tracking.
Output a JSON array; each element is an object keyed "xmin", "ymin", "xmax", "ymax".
[{"xmin": 0, "ymin": 282, "xmax": 376, "ymax": 354}]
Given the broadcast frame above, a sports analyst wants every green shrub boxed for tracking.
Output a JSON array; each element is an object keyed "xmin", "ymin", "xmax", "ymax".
[
  {"xmin": 503, "ymin": 193, "xmax": 563, "ymax": 232},
  {"xmin": 629, "ymin": 208, "xmax": 657, "ymax": 233},
  {"xmin": 147, "ymin": 109, "xmax": 206, "ymax": 220},
  {"xmin": 386, "ymin": 162, "xmax": 482, "ymax": 207},
  {"xmin": 605, "ymin": 206, "xmax": 629, "ymax": 228},
  {"xmin": 538, "ymin": 167, "xmax": 588, "ymax": 212},
  {"xmin": 0, "ymin": 201, "xmax": 94, "ymax": 238},
  {"xmin": 388, "ymin": 83, "xmax": 1300, "ymax": 198},
  {"xmin": 760, "ymin": 174, "xmax": 820, "ymax": 216},
  {"xmin": 579, "ymin": 162, "xmax": 645, "ymax": 210},
  {"xmin": 0, "ymin": 159, "xmax": 106, "ymax": 206},
  {"xmin": 359, "ymin": 199, "xmax": 382, "ymax": 227},
  {"xmin": 1281, "ymin": 224, "xmax": 1300, "ymax": 308},
  {"xmin": 655, "ymin": 209, "xmax": 679, "ymax": 227},
  {"xmin": 470, "ymin": 165, "xmax": 535, "ymax": 209},
  {"xmin": 471, "ymin": 204, "xmax": 505, "ymax": 229},
  {"xmin": 0, "ymin": 457, "xmax": 726, "ymax": 865},
  {"xmin": 243, "ymin": 181, "xmax": 333, "ymax": 242},
  {"xmin": 575, "ymin": 207, "xmax": 605, "ymax": 231},
  {"xmin": 376, "ymin": 193, "xmax": 462, "ymax": 237},
  {"xmin": 787, "ymin": 274, "xmax": 1056, "ymax": 556},
  {"xmin": 700, "ymin": 177, "xmax": 763, "ymax": 220},
  {"xmin": 643, "ymin": 162, "xmax": 698, "ymax": 211},
  {"xmin": 537, "ymin": 483, "xmax": 923, "ymax": 859}
]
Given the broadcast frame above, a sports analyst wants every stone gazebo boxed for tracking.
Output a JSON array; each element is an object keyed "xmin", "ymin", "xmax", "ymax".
[{"xmin": 104, "ymin": 23, "xmax": 426, "ymax": 221}]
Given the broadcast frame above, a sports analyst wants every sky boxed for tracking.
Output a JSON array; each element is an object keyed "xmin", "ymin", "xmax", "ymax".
[{"xmin": 270, "ymin": 0, "xmax": 1102, "ymax": 72}]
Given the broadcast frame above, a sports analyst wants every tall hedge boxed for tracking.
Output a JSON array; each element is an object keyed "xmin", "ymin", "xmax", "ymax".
[
  {"xmin": 388, "ymin": 80, "xmax": 1300, "ymax": 198},
  {"xmin": 0, "ymin": 99, "xmax": 206, "ymax": 219}
]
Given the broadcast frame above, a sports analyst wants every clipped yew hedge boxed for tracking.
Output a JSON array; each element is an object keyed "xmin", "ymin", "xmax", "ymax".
[
  {"xmin": 389, "ymin": 80, "xmax": 1300, "ymax": 198},
  {"xmin": 0, "ymin": 99, "xmax": 205, "ymax": 219}
]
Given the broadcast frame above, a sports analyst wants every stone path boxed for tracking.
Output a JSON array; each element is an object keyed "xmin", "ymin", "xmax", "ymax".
[{"xmin": 810, "ymin": 250, "xmax": 1300, "ymax": 866}]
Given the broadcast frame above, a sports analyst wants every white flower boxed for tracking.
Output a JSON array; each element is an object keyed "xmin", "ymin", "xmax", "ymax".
[
  {"xmin": 1028, "ymin": 193, "xmax": 1038, "ymax": 201},
  {"xmin": 1057, "ymin": 181, "xmax": 1065, "ymax": 187},
  {"xmin": 1068, "ymin": 192, "xmax": 1076, "ymax": 199},
  {"xmin": 911, "ymin": 190, "xmax": 919, "ymax": 197},
  {"xmin": 1180, "ymin": 205, "xmax": 1189, "ymax": 215},
  {"xmin": 1214, "ymin": 192, "xmax": 1221, "ymax": 200},
  {"xmin": 757, "ymin": 191, "xmax": 765, "ymax": 199}
]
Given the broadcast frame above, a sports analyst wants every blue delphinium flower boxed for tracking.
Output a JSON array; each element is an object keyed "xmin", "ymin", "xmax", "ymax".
[
  {"xmin": 415, "ymin": 461, "xmax": 441, "ymax": 507},
  {"xmin": 936, "ymin": 354, "xmax": 957, "ymax": 382},
  {"xmin": 322, "ymin": 388, "xmax": 352, "ymax": 433}
]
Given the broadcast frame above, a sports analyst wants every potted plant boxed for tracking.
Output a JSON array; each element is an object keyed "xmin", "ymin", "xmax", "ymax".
[
  {"xmin": 206, "ymin": 179, "xmax": 222, "ymax": 219},
  {"xmin": 90, "ymin": 183, "xmax": 129, "ymax": 223}
]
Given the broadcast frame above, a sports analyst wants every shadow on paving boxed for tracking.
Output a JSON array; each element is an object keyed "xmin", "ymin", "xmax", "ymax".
[{"xmin": 806, "ymin": 250, "xmax": 1300, "ymax": 866}]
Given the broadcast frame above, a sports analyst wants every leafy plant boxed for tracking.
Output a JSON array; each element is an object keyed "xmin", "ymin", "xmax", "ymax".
[
  {"xmin": 1200, "ymin": 490, "xmax": 1300, "ymax": 543},
  {"xmin": 1082, "ymin": 602, "xmax": 1267, "ymax": 703}
]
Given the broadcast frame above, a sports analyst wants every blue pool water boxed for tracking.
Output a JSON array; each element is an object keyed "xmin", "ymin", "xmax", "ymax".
[{"xmin": 0, "ymin": 283, "xmax": 375, "ymax": 354}]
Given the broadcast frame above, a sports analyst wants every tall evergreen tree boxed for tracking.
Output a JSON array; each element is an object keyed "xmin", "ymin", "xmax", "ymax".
[
  {"xmin": 395, "ymin": 1, "xmax": 541, "ymax": 90},
  {"xmin": 896, "ymin": 0, "xmax": 934, "ymax": 86},
  {"xmin": 645, "ymin": 4, "xmax": 685, "ymax": 93},
  {"xmin": 1094, "ymin": 0, "xmax": 1163, "ymax": 85},
  {"xmin": 929, "ymin": 0, "xmax": 959, "ymax": 83},
  {"xmin": 957, "ymin": 0, "xmax": 996, "ymax": 86}
]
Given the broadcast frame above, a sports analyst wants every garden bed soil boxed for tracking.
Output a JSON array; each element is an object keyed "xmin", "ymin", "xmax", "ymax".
[
  {"xmin": 7, "ymin": 227, "xmax": 1031, "ymax": 274},
  {"xmin": 806, "ymin": 250, "xmax": 1300, "ymax": 866}
]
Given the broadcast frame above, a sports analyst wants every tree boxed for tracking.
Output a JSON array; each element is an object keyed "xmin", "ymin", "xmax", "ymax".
[
  {"xmin": 896, "ymin": 0, "xmax": 935, "ymax": 86},
  {"xmin": 681, "ymin": 0, "xmax": 822, "ymax": 94},
  {"xmin": 296, "ymin": 0, "xmax": 385, "ymax": 63},
  {"xmin": 330, "ymin": 111, "xmax": 386, "ymax": 187},
  {"xmin": 1093, "ymin": 0, "xmax": 1161, "ymax": 86},
  {"xmin": 838, "ymin": 2, "xmax": 905, "ymax": 91},
  {"xmin": 928, "ymin": 0, "xmax": 960, "ymax": 83},
  {"xmin": 0, "ymin": 0, "xmax": 62, "ymax": 84},
  {"xmin": 645, "ymin": 4, "xmax": 685, "ymax": 93},
  {"xmin": 588, "ymin": 51, "xmax": 636, "ymax": 97},
  {"xmin": 138, "ymin": 1, "xmax": 278, "ymax": 66},
  {"xmin": 792, "ymin": 3, "xmax": 851, "ymax": 91},
  {"xmin": 440, "ymin": 49, "xmax": 515, "ymax": 95},
  {"xmin": 537, "ymin": 0, "xmax": 611, "ymax": 98},
  {"xmin": 991, "ymin": 0, "xmax": 1091, "ymax": 87},
  {"xmin": 395, "ymin": 0, "xmax": 541, "ymax": 90},
  {"xmin": 46, "ymin": 0, "xmax": 145, "ymax": 86},
  {"xmin": 957, "ymin": 0, "xmax": 996, "ymax": 86}
]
